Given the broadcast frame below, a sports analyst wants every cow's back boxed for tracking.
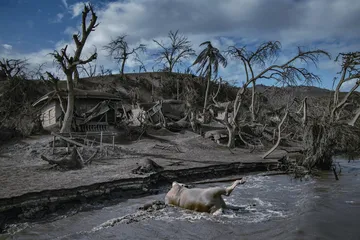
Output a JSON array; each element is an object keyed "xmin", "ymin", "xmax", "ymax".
[{"xmin": 179, "ymin": 188, "xmax": 225, "ymax": 213}]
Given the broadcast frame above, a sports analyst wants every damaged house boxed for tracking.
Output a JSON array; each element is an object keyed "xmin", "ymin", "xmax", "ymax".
[
  {"xmin": 131, "ymin": 99, "xmax": 186, "ymax": 126},
  {"xmin": 32, "ymin": 88, "xmax": 128, "ymax": 132}
]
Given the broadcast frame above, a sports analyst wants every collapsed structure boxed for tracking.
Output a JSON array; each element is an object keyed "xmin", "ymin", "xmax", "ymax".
[
  {"xmin": 32, "ymin": 88, "xmax": 126, "ymax": 132},
  {"xmin": 32, "ymin": 88, "xmax": 187, "ymax": 133}
]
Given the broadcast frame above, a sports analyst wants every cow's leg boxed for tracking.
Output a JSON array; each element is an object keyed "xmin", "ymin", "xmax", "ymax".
[
  {"xmin": 207, "ymin": 179, "xmax": 246, "ymax": 198},
  {"xmin": 224, "ymin": 179, "xmax": 246, "ymax": 196}
]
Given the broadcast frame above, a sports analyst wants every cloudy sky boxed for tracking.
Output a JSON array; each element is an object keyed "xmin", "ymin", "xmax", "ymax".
[{"xmin": 1, "ymin": 0, "xmax": 359, "ymax": 89}]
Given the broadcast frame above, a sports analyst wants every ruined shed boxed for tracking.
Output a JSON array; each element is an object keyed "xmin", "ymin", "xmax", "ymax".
[
  {"xmin": 32, "ymin": 88, "xmax": 124, "ymax": 131},
  {"xmin": 131, "ymin": 99, "xmax": 186, "ymax": 126}
]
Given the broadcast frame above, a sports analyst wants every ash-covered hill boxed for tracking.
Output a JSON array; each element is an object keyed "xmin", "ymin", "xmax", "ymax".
[{"xmin": 1, "ymin": 71, "xmax": 358, "ymax": 143}]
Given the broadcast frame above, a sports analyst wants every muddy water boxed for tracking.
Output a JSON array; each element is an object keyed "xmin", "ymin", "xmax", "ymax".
[{"xmin": 2, "ymin": 158, "xmax": 360, "ymax": 240}]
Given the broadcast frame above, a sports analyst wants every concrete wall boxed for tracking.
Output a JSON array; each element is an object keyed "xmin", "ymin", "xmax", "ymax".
[{"xmin": 40, "ymin": 101, "xmax": 58, "ymax": 129}]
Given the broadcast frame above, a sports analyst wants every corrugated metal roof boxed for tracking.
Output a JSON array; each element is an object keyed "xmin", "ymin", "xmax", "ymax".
[{"xmin": 32, "ymin": 88, "xmax": 122, "ymax": 107}]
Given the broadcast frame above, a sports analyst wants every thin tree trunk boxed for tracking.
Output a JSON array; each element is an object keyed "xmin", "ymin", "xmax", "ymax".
[
  {"xmin": 330, "ymin": 80, "xmax": 360, "ymax": 122},
  {"xmin": 302, "ymin": 97, "xmax": 307, "ymax": 126},
  {"xmin": 202, "ymin": 66, "xmax": 212, "ymax": 122},
  {"xmin": 74, "ymin": 68, "xmax": 79, "ymax": 87},
  {"xmin": 250, "ymin": 82, "xmax": 256, "ymax": 122},
  {"xmin": 262, "ymin": 109, "xmax": 288, "ymax": 159},
  {"xmin": 190, "ymin": 111, "xmax": 198, "ymax": 133},
  {"xmin": 60, "ymin": 74, "xmax": 75, "ymax": 133},
  {"xmin": 348, "ymin": 106, "xmax": 360, "ymax": 126},
  {"xmin": 54, "ymin": 84, "xmax": 66, "ymax": 114},
  {"xmin": 176, "ymin": 78, "xmax": 179, "ymax": 100},
  {"xmin": 333, "ymin": 68, "xmax": 347, "ymax": 107},
  {"xmin": 56, "ymin": 93, "xmax": 66, "ymax": 114},
  {"xmin": 227, "ymin": 126, "xmax": 235, "ymax": 148},
  {"xmin": 169, "ymin": 64, "xmax": 173, "ymax": 73},
  {"xmin": 120, "ymin": 58, "xmax": 126, "ymax": 77}
]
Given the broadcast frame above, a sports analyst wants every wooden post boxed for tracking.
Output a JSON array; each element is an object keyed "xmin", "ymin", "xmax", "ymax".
[
  {"xmin": 84, "ymin": 132, "xmax": 88, "ymax": 145},
  {"xmin": 51, "ymin": 132, "xmax": 86, "ymax": 148},
  {"xmin": 112, "ymin": 135, "xmax": 115, "ymax": 150},
  {"xmin": 52, "ymin": 136, "xmax": 55, "ymax": 155},
  {"xmin": 122, "ymin": 105, "xmax": 129, "ymax": 121},
  {"xmin": 332, "ymin": 166, "xmax": 339, "ymax": 180},
  {"xmin": 100, "ymin": 131, "xmax": 103, "ymax": 151},
  {"xmin": 177, "ymin": 78, "xmax": 179, "ymax": 100}
]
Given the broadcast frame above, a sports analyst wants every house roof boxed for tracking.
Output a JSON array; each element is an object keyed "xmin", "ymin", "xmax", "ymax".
[
  {"xmin": 137, "ymin": 99, "xmax": 184, "ymax": 111},
  {"xmin": 32, "ymin": 88, "xmax": 122, "ymax": 107}
]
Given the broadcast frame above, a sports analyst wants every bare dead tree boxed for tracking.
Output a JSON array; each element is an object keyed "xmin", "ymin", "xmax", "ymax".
[
  {"xmin": 40, "ymin": 72, "xmax": 66, "ymax": 115},
  {"xmin": 296, "ymin": 97, "xmax": 308, "ymax": 126},
  {"xmin": 330, "ymin": 52, "xmax": 360, "ymax": 123},
  {"xmin": 98, "ymin": 65, "xmax": 112, "ymax": 76},
  {"xmin": 79, "ymin": 62, "xmax": 97, "ymax": 77},
  {"xmin": 0, "ymin": 58, "xmax": 28, "ymax": 80},
  {"xmin": 135, "ymin": 55, "xmax": 147, "ymax": 73},
  {"xmin": 28, "ymin": 63, "xmax": 47, "ymax": 80},
  {"xmin": 262, "ymin": 107, "xmax": 289, "ymax": 159},
  {"xmin": 227, "ymin": 42, "xmax": 284, "ymax": 122},
  {"xmin": 297, "ymin": 51, "xmax": 360, "ymax": 170},
  {"xmin": 103, "ymin": 35, "xmax": 146, "ymax": 77},
  {"xmin": 153, "ymin": 30, "xmax": 195, "ymax": 73},
  {"xmin": 213, "ymin": 46, "xmax": 329, "ymax": 148},
  {"xmin": 49, "ymin": 3, "xmax": 98, "ymax": 133}
]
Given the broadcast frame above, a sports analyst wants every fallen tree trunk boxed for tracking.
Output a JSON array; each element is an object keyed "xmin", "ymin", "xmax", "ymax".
[{"xmin": 41, "ymin": 147, "xmax": 84, "ymax": 170}]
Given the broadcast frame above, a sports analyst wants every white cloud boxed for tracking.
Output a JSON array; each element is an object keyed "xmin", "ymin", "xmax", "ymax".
[
  {"xmin": 3, "ymin": 0, "xmax": 360, "ymax": 86},
  {"xmin": 64, "ymin": 26, "xmax": 77, "ymax": 35},
  {"xmin": 341, "ymin": 79, "xmax": 359, "ymax": 92},
  {"xmin": 71, "ymin": 2, "xmax": 86, "ymax": 18},
  {"xmin": 53, "ymin": 13, "xmax": 64, "ymax": 23},
  {"xmin": 2, "ymin": 44, "xmax": 12, "ymax": 50}
]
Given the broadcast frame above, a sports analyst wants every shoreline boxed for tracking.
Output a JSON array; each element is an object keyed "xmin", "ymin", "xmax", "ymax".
[
  {"xmin": 0, "ymin": 159, "xmax": 281, "ymax": 232},
  {"xmin": 0, "ymin": 131, "xmax": 289, "ymax": 232}
]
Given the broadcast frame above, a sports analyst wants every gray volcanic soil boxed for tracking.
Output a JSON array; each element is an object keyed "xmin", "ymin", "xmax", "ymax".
[{"xmin": 0, "ymin": 129, "xmax": 285, "ymax": 199}]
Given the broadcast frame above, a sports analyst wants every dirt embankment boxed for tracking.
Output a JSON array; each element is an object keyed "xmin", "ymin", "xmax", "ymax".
[{"xmin": 0, "ymin": 130, "xmax": 287, "ymax": 232}]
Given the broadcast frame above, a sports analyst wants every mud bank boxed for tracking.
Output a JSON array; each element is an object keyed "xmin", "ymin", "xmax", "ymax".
[{"xmin": 0, "ymin": 160, "xmax": 280, "ymax": 232}]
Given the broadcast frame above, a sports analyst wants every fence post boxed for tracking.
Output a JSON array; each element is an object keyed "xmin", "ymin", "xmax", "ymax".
[
  {"xmin": 100, "ymin": 131, "xmax": 103, "ymax": 151},
  {"xmin": 52, "ymin": 136, "xmax": 55, "ymax": 155}
]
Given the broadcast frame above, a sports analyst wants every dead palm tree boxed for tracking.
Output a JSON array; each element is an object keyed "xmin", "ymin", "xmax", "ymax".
[{"xmin": 192, "ymin": 41, "xmax": 227, "ymax": 122}]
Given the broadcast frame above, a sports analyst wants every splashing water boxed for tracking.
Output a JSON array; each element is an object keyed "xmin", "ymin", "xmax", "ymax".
[{"xmin": 3, "ymin": 159, "xmax": 360, "ymax": 240}]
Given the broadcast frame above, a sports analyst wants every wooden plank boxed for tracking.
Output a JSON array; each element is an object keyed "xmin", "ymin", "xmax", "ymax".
[
  {"xmin": 51, "ymin": 132, "xmax": 87, "ymax": 148},
  {"xmin": 52, "ymin": 136, "xmax": 55, "ymax": 155},
  {"xmin": 76, "ymin": 148, "xmax": 85, "ymax": 163},
  {"xmin": 100, "ymin": 131, "xmax": 103, "ymax": 150}
]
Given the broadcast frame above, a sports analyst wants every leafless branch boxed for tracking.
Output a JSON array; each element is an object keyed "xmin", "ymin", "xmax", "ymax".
[
  {"xmin": 103, "ymin": 34, "xmax": 146, "ymax": 75},
  {"xmin": 0, "ymin": 58, "xmax": 29, "ymax": 79},
  {"xmin": 153, "ymin": 30, "xmax": 195, "ymax": 72}
]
